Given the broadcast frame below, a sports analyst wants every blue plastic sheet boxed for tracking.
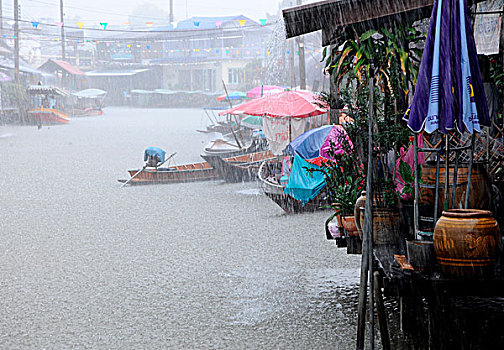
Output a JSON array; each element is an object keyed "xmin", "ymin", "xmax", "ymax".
[
  {"xmin": 284, "ymin": 154, "xmax": 326, "ymax": 205},
  {"xmin": 144, "ymin": 147, "xmax": 166, "ymax": 162},
  {"xmin": 287, "ymin": 125, "xmax": 332, "ymax": 159}
]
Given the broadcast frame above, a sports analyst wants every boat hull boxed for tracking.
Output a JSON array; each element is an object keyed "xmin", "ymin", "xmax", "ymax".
[
  {"xmin": 27, "ymin": 109, "xmax": 70, "ymax": 125},
  {"xmin": 258, "ymin": 160, "xmax": 329, "ymax": 213},
  {"xmin": 202, "ymin": 150, "xmax": 276, "ymax": 183},
  {"xmin": 119, "ymin": 162, "xmax": 219, "ymax": 185}
]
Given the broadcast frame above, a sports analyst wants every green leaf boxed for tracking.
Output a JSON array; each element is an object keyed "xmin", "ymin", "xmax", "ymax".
[
  {"xmin": 398, "ymin": 160, "xmax": 414, "ymax": 184},
  {"xmin": 321, "ymin": 46, "xmax": 328, "ymax": 62},
  {"xmin": 361, "ymin": 30, "xmax": 378, "ymax": 41}
]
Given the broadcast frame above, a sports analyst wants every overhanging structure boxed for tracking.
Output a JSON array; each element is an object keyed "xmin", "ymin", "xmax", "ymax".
[{"xmin": 282, "ymin": 0, "xmax": 486, "ymax": 45}]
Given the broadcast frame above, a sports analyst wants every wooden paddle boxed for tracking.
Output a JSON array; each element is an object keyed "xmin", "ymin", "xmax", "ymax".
[{"xmin": 120, "ymin": 152, "xmax": 176, "ymax": 188}]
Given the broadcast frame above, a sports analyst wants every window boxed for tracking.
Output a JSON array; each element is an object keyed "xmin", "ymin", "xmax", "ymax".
[{"xmin": 228, "ymin": 68, "xmax": 244, "ymax": 84}]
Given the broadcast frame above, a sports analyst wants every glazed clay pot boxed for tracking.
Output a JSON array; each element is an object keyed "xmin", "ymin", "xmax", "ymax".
[
  {"xmin": 355, "ymin": 206, "xmax": 401, "ymax": 245},
  {"xmin": 434, "ymin": 209, "xmax": 502, "ymax": 278},
  {"xmin": 372, "ymin": 208, "xmax": 401, "ymax": 245},
  {"xmin": 420, "ymin": 164, "xmax": 491, "ymax": 216}
]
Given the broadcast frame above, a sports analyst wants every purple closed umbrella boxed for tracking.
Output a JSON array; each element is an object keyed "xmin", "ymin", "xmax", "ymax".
[{"xmin": 405, "ymin": 0, "xmax": 489, "ymax": 134}]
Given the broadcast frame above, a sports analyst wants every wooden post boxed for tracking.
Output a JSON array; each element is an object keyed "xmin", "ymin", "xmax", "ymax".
[
  {"xmin": 60, "ymin": 0, "xmax": 65, "ymax": 60},
  {"xmin": 289, "ymin": 39, "xmax": 296, "ymax": 88},
  {"xmin": 373, "ymin": 271, "xmax": 390, "ymax": 350},
  {"xmin": 329, "ymin": 44, "xmax": 339, "ymax": 125},
  {"xmin": 357, "ymin": 62, "xmax": 375, "ymax": 350},
  {"xmin": 464, "ymin": 133, "xmax": 476, "ymax": 208},
  {"xmin": 296, "ymin": 0, "xmax": 306, "ymax": 90},
  {"xmin": 13, "ymin": 0, "xmax": 19, "ymax": 83},
  {"xmin": 169, "ymin": 0, "xmax": 174, "ymax": 24},
  {"xmin": 0, "ymin": 0, "xmax": 3, "ymax": 37}
]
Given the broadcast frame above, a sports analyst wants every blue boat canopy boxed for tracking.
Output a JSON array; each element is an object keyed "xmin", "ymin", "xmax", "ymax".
[{"xmin": 144, "ymin": 147, "xmax": 166, "ymax": 162}]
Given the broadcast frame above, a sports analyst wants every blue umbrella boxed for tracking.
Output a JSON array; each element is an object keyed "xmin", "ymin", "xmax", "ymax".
[{"xmin": 405, "ymin": 0, "xmax": 489, "ymax": 134}]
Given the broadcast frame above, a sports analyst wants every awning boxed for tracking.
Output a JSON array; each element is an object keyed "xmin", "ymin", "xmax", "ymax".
[
  {"xmin": 86, "ymin": 69, "xmax": 149, "ymax": 77},
  {"xmin": 282, "ymin": 0, "xmax": 487, "ymax": 45},
  {"xmin": 72, "ymin": 89, "xmax": 107, "ymax": 98},
  {"xmin": 27, "ymin": 85, "xmax": 69, "ymax": 96}
]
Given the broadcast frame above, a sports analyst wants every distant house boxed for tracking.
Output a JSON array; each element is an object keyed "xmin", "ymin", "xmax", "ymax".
[
  {"xmin": 95, "ymin": 15, "xmax": 271, "ymax": 92},
  {"xmin": 85, "ymin": 68, "xmax": 160, "ymax": 104},
  {"xmin": 38, "ymin": 59, "xmax": 87, "ymax": 91}
]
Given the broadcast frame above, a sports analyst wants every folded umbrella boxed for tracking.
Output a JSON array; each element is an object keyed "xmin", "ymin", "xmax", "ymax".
[{"xmin": 405, "ymin": 0, "xmax": 489, "ymax": 134}]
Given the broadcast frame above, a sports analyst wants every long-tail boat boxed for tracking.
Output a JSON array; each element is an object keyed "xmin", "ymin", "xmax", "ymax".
[
  {"xmin": 258, "ymin": 160, "xmax": 329, "ymax": 213},
  {"xmin": 202, "ymin": 150, "xmax": 275, "ymax": 183}
]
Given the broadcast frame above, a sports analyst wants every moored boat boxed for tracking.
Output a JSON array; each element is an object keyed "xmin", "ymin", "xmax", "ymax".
[
  {"xmin": 71, "ymin": 88, "xmax": 107, "ymax": 117},
  {"xmin": 118, "ymin": 161, "xmax": 218, "ymax": 185},
  {"xmin": 26, "ymin": 85, "xmax": 71, "ymax": 125},
  {"xmin": 202, "ymin": 150, "xmax": 275, "ymax": 182},
  {"xmin": 258, "ymin": 160, "xmax": 329, "ymax": 213}
]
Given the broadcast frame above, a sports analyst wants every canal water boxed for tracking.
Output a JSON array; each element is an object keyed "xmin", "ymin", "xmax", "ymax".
[{"xmin": 0, "ymin": 107, "xmax": 363, "ymax": 349}]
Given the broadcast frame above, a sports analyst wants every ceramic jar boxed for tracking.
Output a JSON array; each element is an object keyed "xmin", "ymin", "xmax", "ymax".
[{"xmin": 434, "ymin": 209, "xmax": 501, "ymax": 278}]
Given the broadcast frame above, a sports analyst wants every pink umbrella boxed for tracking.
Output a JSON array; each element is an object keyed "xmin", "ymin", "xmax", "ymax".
[
  {"xmin": 219, "ymin": 90, "xmax": 328, "ymax": 118},
  {"xmin": 246, "ymin": 85, "xmax": 285, "ymax": 99}
]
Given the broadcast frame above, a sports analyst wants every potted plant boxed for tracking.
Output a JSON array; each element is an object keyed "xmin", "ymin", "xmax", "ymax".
[{"xmin": 332, "ymin": 176, "xmax": 364, "ymax": 237}]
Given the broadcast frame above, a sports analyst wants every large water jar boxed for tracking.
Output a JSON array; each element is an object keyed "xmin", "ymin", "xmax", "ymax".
[{"xmin": 433, "ymin": 209, "xmax": 501, "ymax": 278}]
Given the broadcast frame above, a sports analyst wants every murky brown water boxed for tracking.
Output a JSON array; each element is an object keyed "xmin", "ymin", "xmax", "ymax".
[{"xmin": 0, "ymin": 108, "xmax": 363, "ymax": 349}]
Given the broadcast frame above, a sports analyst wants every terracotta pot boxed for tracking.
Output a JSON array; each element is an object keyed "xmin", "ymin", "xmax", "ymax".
[
  {"xmin": 340, "ymin": 214, "xmax": 359, "ymax": 237},
  {"xmin": 434, "ymin": 209, "xmax": 502, "ymax": 278},
  {"xmin": 354, "ymin": 191, "xmax": 366, "ymax": 238},
  {"xmin": 420, "ymin": 164, "xmax": 491, "ymax": 216}
]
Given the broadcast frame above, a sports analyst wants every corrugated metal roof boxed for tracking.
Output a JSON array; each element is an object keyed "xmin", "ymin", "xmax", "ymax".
[
  {"xmin": 282, "ymin": 0, "xmax": 487, "ymax": 45},
  {"xmin": 27, "ymin": 85, "xmax": 69, "ymax": 96},
  {"xmin": 48, "ymin": 59, "xmax": 86, "ymax": 75}
]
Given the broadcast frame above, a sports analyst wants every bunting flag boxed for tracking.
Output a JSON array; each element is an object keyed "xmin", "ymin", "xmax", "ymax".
[
  {"xmin": 100, "ymin": 22, "xmax": 108, "ymax": 30},
  {"xmin": 193, "ymin": 21, "xmax": 200, "ymax": 27},
  {"xmin": 215, "ymin": 21, "xmax": 222, "ymax": 27},
  {"xmin": 31, "ymin": 22, "xmax": 39, "ymax": 28},
  {"xmin": 146, "ymin": 45, "xmax": 151, "ymax": 50},
  {"xmin": 77, "ymin": 22, "xmax": 84, "ymax": 29},
  {"xmin": 238, "ymin": 20, "xmax": 246, "ymax": 26},
  {"xmin": 259, "ymin": 19, "xmax": 267, "ymax": 26}
]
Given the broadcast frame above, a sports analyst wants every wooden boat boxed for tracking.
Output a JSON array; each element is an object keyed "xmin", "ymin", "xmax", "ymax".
[
  {"xmin": 27, "ymin": 108, "xmax": 70, "ymax": 125},
  {"xmin": 118, "ymin": 161, "xmax": 219, "ymax": 185},
  {"xmin": 26, "ymin": 85, "xmax": 71, "ymax": 125},
  {"xmin": 202, "ymin": 150, "xmax": 276, "ymax": 183},
  {"xmin": 71, "ymin": 89, "xmax": 106, "ymax": 117},
  {"xmin": 258, "ymin": 160, "xmax": 329, "ymax": 213}
]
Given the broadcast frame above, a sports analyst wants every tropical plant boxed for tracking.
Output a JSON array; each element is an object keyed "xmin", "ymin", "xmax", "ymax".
[
  {"xmin": 331, "ymin": 176, "xmax": 364, "ymax": 215},
  {"xmin": 321, "ymin": 22, "xmax": 425, "ymax": 113}
]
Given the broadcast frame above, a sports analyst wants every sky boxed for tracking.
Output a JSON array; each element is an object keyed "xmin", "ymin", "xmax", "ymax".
[{"xmin": 11, "ymin": 0, "xmax": 290, "ymax": 26}]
